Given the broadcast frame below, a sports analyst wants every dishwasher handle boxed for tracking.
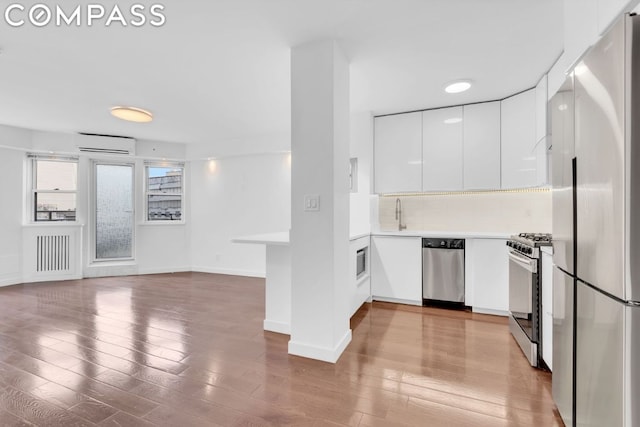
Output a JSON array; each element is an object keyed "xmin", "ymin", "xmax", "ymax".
[{"xmin": 422, "ymin": 238, "xmax": 465, "ymax": 249}]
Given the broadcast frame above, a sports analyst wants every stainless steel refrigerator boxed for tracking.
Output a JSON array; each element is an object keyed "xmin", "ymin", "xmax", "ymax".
[{"xmin": 551, "ymin": 13, "xmax": 640, "ymax": 427}]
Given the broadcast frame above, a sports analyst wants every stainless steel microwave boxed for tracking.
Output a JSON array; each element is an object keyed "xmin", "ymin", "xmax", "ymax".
[{"xmin": 356, "ymin": 247, "xmax": 367, "ymax": 279}]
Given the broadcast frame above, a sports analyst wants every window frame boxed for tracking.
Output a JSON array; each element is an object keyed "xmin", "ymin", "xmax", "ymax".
[
  {"xmin": 91, "ymin": 160, "xmax": 136, "ymax": 263},
  {"xmin": 143, "ymin": 162, "xmax": 185, "ymax": 224},
  {"xmin": 29, "ymin": 155, "xmax": 79, "ymax": 224}
]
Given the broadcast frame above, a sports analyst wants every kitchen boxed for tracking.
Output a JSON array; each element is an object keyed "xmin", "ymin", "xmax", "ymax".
[{"xmin": 0, "ymin": 1, "xmax": 637, "ymax": 426}]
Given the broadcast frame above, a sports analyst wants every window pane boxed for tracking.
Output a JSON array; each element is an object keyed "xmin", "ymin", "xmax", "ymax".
[
  {"xmin": 36, "ymin": 160, "xmax": 77, "ymax": 191},
  {"xmin": 96, "ymin": 164, "xmax": 133, "ymax": 259},
  {"xmin": 148, "ymin": 195, "xmax": 182, "ymax": 221},
  {"xmin": 147, "ymin": 167, "xmax": 182, "ymax": 194},
  {"xmin": 35, "ymin": 193, "xmax": 76, "ymax": 221}
]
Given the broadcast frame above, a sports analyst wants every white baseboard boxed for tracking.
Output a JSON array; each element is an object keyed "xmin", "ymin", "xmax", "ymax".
[
  {"xmin": 372, "ymin": 295, "xmax": 423, "ymax": 306},
  {"xmin": 263, "ymin": 319, "xmax": 290, "ymax": 335},
  {"xmin": 137, "ymin": 266, "xmax": 191, "ymax": 275},
  {"xmin": 0, "ymin": 276, "xmax": 21, "ymax": 288},
  {"xmin": 191, "ymin": 266, "xmax": 265, "ymax": 278},
  {"xmin": 288, "ymin": 329, "xmax": 352, "ymax": 363},
  {"xmin": 472, "ymin": 307, "xmax": 509, "ymax": 317},
  {"xmin": 21, "ymin": 273, "xmax": 82, "ymax": 284}
]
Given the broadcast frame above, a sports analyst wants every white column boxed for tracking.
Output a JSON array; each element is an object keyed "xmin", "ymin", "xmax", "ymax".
[{"xmin": 288, "ymin": 40, "xmax": 351, "ymax": 363}]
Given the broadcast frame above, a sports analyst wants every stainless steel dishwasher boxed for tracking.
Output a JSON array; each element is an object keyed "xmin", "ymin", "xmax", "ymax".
[{"xmin": 422, "ymin": 238, "xmax": 465, "ymax": 307}]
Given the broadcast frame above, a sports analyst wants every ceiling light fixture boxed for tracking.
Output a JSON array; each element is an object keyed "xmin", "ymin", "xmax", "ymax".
[
  {"xmin": 110, "ymin": 106, "xmax": 153, "ymax": 123},
  {"xmin": 444, "ymin": 80, "xmax": 472, "ymax": 94},
  {"xmin": 443, "ymin": 117, "xmax": 463, "ymax": 124}
]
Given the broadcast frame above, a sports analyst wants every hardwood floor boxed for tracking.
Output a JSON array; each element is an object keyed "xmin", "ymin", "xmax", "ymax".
[{"xmin": 0, "ymin": 273, "xmax": 562, "ymax": 426}]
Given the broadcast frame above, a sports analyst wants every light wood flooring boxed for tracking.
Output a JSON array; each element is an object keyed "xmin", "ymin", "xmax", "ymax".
[{"xmin": 0, "ymin": 272, "xmax": 563, "ymax": 426}]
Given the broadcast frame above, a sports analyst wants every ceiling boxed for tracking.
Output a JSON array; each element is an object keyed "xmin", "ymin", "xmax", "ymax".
[{"xmin": 0, "ymin": 0, "xmax": 563, "ymax": 152}]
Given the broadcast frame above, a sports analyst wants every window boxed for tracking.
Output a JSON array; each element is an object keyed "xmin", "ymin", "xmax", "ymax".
[
  {"xmin": 31, "ymin": 156, "xmax": 78, "ymax": 222},
  {"xmin": 145, "ymin": 163, "xmax": 184, "ymax": 222}
]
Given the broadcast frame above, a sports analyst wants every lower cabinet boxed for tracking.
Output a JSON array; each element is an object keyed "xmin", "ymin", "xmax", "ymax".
[
  {"xmin": 465, "ymin": 238, "xmax": 509, "ymax": 314},
  {"xmin": 541, "ymin": 250, "xmax": 553, "ymax": 370},
  {"xmin": 370, "ymin": 236, "xmax": 422, "ymax": 305}
]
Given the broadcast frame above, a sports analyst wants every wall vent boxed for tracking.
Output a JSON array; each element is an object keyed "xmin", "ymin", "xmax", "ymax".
[{"xmin": 36, "ymin": 235, "xmax": 70, "ymax": 272}]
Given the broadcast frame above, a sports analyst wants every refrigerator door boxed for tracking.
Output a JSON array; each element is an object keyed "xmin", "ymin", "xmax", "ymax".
[
  {"xmin": 551, "ymin": 75, "xmax": 575, "ymax": 274},
  {"xmin": 552, "ymin": 266, "xmax": 574, "ymax": 427},
  {"xmin": 576, "ymin": 281, "xmax": 624, "ymax": 427},
  {"xmin": 628, "ymin": 301, "xmax": 640, "ymax": 426},
  {"xmin": 574, "ymin": 16, "xmax": 626, "ymax": 301},
  {"xmin": 627, "ymin": 14, "xmax": 640, "ymax": 303}
]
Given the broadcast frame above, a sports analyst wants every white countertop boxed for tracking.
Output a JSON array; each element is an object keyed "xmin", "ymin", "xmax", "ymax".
[
  {"xmin": 372, "ymin": 230, "xmax": 512, "ymax": 239},
  {"xmin": 233, "ymin": 229, "xmax": 512, "ymax": 245},
  {"xmin": 232, "ymin": 231, "xmax": 289, "ymax": 246}
]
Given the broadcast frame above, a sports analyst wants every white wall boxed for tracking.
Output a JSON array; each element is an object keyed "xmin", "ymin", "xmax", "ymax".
[
  {"xmin": 0, "ymin": 126, "xmax": 32, "ymax": 286},
  {"xmin": 0, "ymin": 124, "xmax": 192, "ymax": 282},
  {"xmin": 189, "ymin": 153, "xmax": 291, "ymax": 277}
]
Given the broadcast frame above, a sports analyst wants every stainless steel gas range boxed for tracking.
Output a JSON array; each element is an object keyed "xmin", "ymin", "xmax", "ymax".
[{"xmin": 506, "ymin": 232, "xmax": 552, "ymax": 368}]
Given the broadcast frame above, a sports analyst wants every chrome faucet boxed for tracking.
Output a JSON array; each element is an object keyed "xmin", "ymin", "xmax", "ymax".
[{"xmin": 395, "ymin": 198, "xmax": 407, "ymax": 231}]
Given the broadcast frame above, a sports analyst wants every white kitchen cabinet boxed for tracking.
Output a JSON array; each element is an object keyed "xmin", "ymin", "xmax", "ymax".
[
  {"xmin": 462, "ymin": 102, "xmax": 501, "ymax": 190},
  {"xmin": 597, "ymin": 0, "xmax": 630, "ymax": 35},
  {"xmin": 422, "ymin": 107, "xmax": 463, "ymax": 191},
  {"xmin": 564, "ymin": 0, "xmax": 598, "ymax": 70},
  {"xmin": 535, "ymin": 75, "xmax": 550, "ymax": 187},
  {"xmin": 370, "ymin": 236, "xmax": 422, "ymax": 305},
  {"xmin": 465, "ymin": 238, "xmax": 509, "ymax": 314},
  {"xmin": 535, "ymin": 75, "xmax": 548, "ymax": 143},
  {"xmin": 541, "ymin": 248, "xmax": 553, "ymax": 370},
  {"xmin": 374, "ymin": 112, "xmax": 422, "ymax": 193},
  {"xmin": 501, "ymin": 89, "xmax": 539, "ymax": 189},
  {"xmin": 349, "ymin": 236, "xmax": 371, "ymax": 317}
]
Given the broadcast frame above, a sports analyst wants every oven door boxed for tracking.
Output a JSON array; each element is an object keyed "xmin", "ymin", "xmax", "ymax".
[{"xmin": 508, "ymin": 250, "xmax": 538, "ymax": 340}]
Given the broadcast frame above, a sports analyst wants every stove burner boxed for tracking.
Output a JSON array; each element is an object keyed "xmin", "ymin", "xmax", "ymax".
[{"xmin": 518, "ymin": 233, "xmax": 552, "ymax": 243}]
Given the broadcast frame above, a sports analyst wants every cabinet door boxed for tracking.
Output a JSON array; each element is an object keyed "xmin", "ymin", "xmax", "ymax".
[
  {"xmin": 370, "ymin": 236, "xmax": 422, "ymax": 304},
  {"xmin": 501, "ymin": 89, "xmax": 537, "ymax": 188},
  {"xmin": 374, "ymin": 112, "xmax": 422, "ymax": 194},
  {"xmin": 535, "ymin": 75, "xmax": 548, "ymax": 143},
  {"xmin": 463, "ymin": 102, "xmax": 500, "ymax": 190},
  {"xmin": 535, "ymin": 75, "xmax": 549, "ymax": 186},
  {"xmin": 422, "ymin": 107, "xmax": 463, "ymax": 191},
  {"xmin": 541, "ymin": 251, "xmax": 553, "ymax": 370},
  {"xmin": 467, "ymin": 239, "xmax": 509, "ymax": 313}
]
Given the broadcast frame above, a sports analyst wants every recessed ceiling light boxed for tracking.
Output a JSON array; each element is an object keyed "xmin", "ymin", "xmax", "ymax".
[
  {"xmin": 443, "ymin": 117, "xmax": 463, "ymax": 124},
  {"xmin": 444, "ymin": 80, "xmax": 472, "ymax": 94},
  {"xmin": 110, "ymin": 106, "xmax": 153, "ymax": 123}
]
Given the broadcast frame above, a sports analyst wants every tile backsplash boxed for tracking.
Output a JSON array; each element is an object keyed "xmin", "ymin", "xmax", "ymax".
[{"xmin": 378, "ymin": 188, "xmax": 551, "ymax": 233}]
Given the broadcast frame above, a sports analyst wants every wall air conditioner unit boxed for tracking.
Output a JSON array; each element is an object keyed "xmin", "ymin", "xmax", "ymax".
[{"xmin": 75, "ymin": 133, "xmax": 136, "ymax": 155}]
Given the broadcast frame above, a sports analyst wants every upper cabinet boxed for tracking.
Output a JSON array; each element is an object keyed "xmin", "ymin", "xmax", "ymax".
[
  {"xmin": 374, "ymin": 112, "xmax": 422, "ymax": 194},
  {"xmin": 463, "ymin": 102, "xmax": 501, "ymax": 190},
  {"xmin": 536, "ymin": 75, "xmax": 548, "ymax": 143},
  {"xmin": 501, "ymin": 89, "xmax": 539, "ymax": 189},
  {"xmin": 535, "ymin": 75, "xmax": 550, "ymax": 186},
  {"xmin": 374, "ymin": 85, "xmax": 550, "ymax": 193},
  {"xmin": 422, "ymin": 107, "xmax": 463, "ymax": 191}
]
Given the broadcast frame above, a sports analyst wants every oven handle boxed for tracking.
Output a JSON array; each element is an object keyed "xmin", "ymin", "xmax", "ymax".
[{"xmin": 508, "ymin": 250, "xmax": 537, "ymax": 273}]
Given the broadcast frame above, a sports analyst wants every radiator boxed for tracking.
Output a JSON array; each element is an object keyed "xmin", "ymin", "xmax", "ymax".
[
  {"xmin": 22, "ymin": 226, "xmax": 81, "ymax": 282},
  {"xmin": 36, "ymin": 234, "xmax": 70, "ymax": 272}
]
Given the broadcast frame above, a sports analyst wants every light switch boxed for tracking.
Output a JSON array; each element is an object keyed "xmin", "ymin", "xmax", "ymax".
[{"xmin": 304, "ymin": 194, "xmax": 320, "ymax": 211}]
